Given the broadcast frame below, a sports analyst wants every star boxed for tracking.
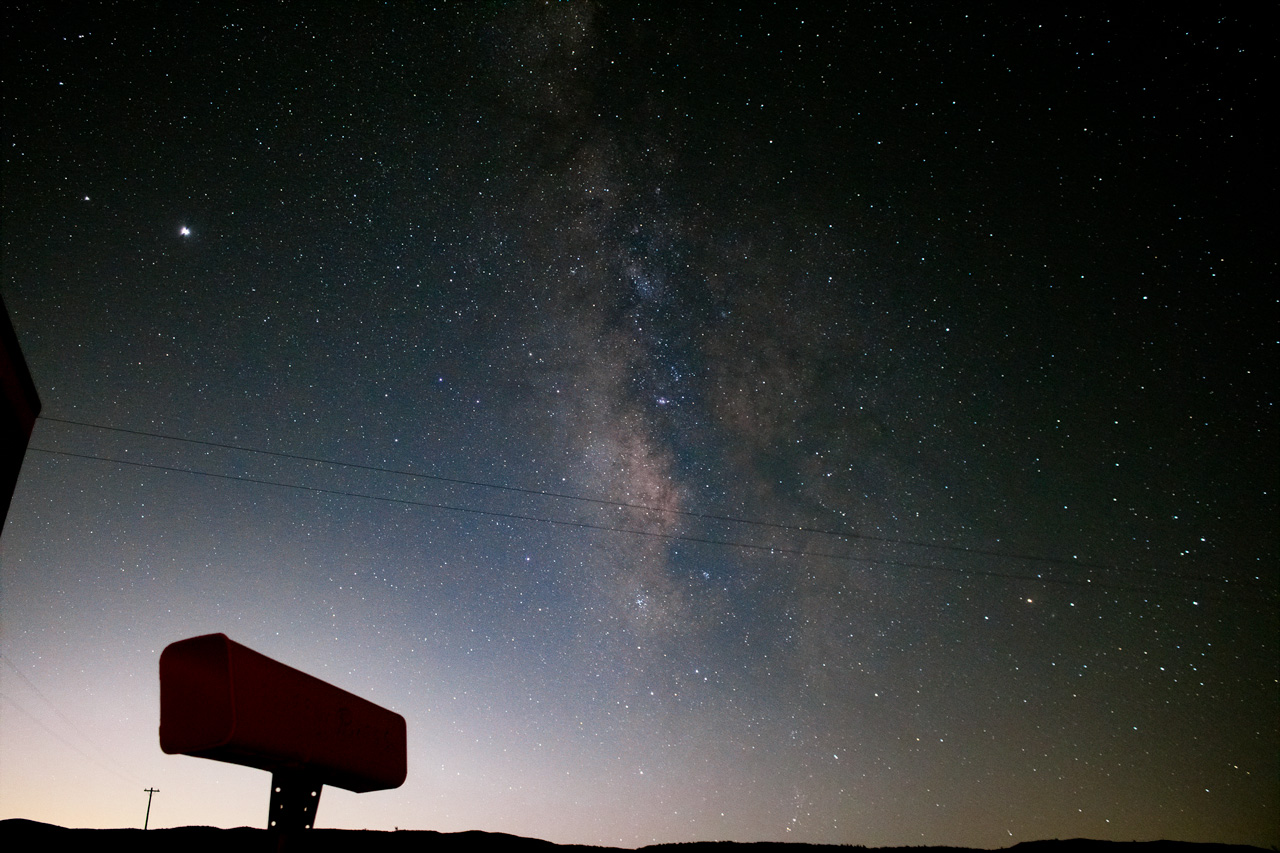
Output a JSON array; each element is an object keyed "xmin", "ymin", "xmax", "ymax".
[{"xmin": 1, "ymin": 5, "xmax": 1270, "ymax": 847}]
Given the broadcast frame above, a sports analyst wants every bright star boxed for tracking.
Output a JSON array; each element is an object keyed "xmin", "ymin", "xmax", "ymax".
[{"xmin": 179, "ymin": 226, "xmax": 191, "ymax": 237}]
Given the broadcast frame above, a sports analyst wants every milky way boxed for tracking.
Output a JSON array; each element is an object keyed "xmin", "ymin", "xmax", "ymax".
[{"xmin": 1, "ymin": 4, "xmax": 1274, "ymax": 848}]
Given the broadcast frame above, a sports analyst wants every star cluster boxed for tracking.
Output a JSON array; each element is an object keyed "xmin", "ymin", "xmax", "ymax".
[{"xmin": 1, "ymin": 4, "xmax": 1274, "ymax": 848}]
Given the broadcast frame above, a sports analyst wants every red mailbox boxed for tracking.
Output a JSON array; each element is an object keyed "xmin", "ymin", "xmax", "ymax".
[{"xmin": 160, "ymin": 633, "xmax": 406, "ymax": 830}]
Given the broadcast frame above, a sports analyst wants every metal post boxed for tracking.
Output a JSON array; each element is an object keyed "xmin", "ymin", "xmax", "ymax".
[
  {"xmin": 143, "ymin": 787, "xmax": 159, "ymax": 829},
  {"xmin": 268, "ymin": 770, "xmax": 323, "ymax": 833}
]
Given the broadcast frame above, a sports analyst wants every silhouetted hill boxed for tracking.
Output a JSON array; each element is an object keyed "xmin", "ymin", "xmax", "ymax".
[
  {"xmin": 1, "ymin": 820, "xmax": 1269, "ymax": 853},
  {"xmin": 1, "ymin": 820, "xmax": 600, "ymax": 853},
  {"xmin": 644, "ymin": 843, "xmax": 1269, "ymax": 853}
]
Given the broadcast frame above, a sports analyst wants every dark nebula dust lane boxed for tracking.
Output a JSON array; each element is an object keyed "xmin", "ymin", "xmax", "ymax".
[{"xmin": 1, "ymin": 3, "xmax": 1274, "ymax": 848}]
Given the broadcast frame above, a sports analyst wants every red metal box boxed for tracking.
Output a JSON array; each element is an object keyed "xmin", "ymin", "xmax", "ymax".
[{"xmin": 160, "ymin": 633, "xmax": 406, "ymax": 793}]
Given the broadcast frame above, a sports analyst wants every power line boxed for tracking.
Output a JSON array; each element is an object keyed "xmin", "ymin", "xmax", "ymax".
[
  {"xmin": 0, "ymin": 655, "xmax": 142, "ymax": 786},
  {"xmin": 27, "ymin": 445, "xmax": 1247, "ymax": 599},
  {"xmin": 36, "ymin": 415, "xmax": 1225, "ymax": 585}
]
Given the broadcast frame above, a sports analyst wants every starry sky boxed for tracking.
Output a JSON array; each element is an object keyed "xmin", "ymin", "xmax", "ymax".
[{"xmin": 1, "ymin": 3, "xmax": 1275, "ymax": 848}]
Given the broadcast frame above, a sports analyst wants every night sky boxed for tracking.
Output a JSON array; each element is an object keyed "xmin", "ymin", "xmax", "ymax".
[{"xmin": 1, "ymin": 3, "xmax": 1275, "ymax": 848}]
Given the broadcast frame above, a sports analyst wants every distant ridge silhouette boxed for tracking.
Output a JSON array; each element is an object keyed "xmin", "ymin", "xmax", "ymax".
[{"xmin": 1, "ymin": 820, "xmax": 1269, "ymax": 853}]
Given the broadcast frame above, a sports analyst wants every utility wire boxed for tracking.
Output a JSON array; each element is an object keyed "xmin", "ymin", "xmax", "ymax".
[
  {"xmin": 28, "ymin": 445, "xmax": 1252, "ymax": 601},
  {"xmin": 1, "ymin": 654, "xmax": 142, "ymax": 786},
  {"xmin": 36, "ymin": 415, "xmax": 1227, "ymax": 585},
  {"xmin": 0, "ymin": 694, "xmax": 142, "ymax": 784}
]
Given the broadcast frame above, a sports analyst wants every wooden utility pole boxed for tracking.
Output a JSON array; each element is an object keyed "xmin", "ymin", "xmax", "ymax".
[{"xmin": 143, "ymin": 787, "xmax": 159, "ymax": 829}]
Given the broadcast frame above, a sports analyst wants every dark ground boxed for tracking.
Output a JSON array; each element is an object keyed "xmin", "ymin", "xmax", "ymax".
[{"xmin": 1, "ymin": 820, "xmax": 1271, "ymax": 853}]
